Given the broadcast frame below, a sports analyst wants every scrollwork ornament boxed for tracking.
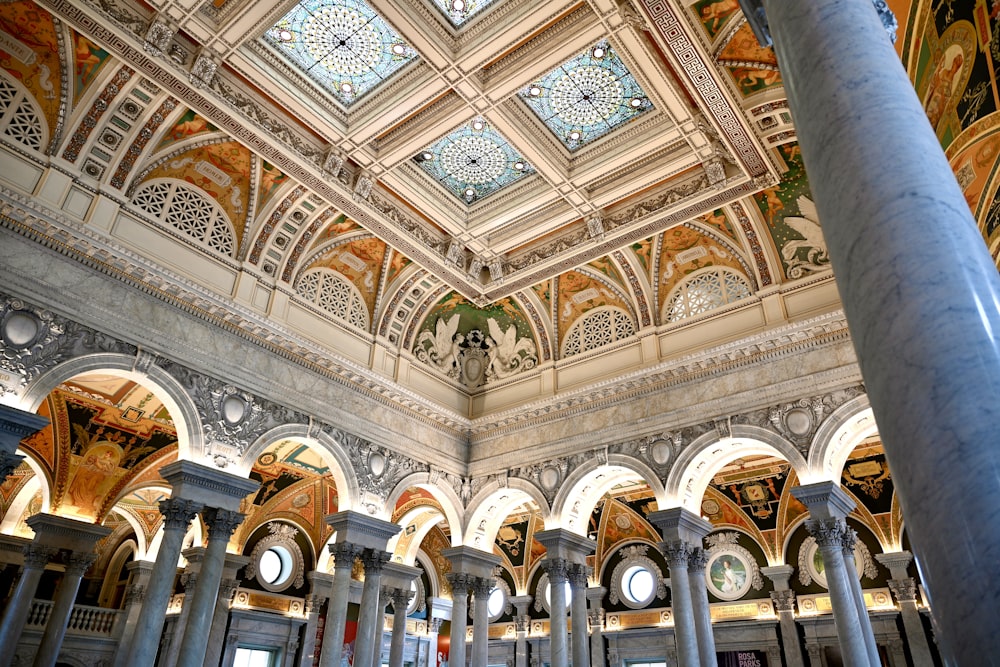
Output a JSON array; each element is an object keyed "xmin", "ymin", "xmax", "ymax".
[{"xmin": 158, "ymin": 498, "xmax": 202, "ymax": 531}]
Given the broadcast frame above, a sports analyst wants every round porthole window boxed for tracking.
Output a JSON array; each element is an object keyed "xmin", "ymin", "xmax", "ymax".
[
  {"xmin": 487, "ymin": 587, "xmax": 505, "ymax": 619},
  {"xmin": 258, "ymin": 545, "xmax": 293, "ymax": 586},
  {"xmin": 622, "ymin": 564, "xmax": 655, "ymax": 606},
  {"xmin": 609, "ymin": 544, "xmax": 667, "ymax": 610},
  {"xmin": 246, "ymin": 522, "xmax": 306, "ymax": 593}
]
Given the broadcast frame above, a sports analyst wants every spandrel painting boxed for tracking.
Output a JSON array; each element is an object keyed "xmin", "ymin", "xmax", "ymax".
[{"xmin": 706, "ymin": 549, "xmax": 751, "ymax": 601}]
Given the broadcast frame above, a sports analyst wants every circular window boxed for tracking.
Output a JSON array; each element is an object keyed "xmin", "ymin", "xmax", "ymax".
[
  {"xmin": 258, "ymin": 545, "xmax": 293, "ymax": 586},
  {"xmin": 487, "ymin": 587, "xmax": 505, "ymax": 618},
  {"xmin": 246, "ymin": 522, "xmax": 306, "ymax": 593},
  {"xmin": 622, "ymin": 565, "xmax": 655, "ymax": 606}
]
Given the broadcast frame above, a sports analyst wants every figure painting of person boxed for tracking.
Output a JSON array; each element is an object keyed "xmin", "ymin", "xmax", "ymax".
[{"xmin": 710, "ymin": 555, "xmax": 747, "ymax": 597}]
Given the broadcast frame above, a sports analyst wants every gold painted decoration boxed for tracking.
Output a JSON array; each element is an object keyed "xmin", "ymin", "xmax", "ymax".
[{"xmin": 0, "ymin": 2, "xmax": 63, "ymax": 139}]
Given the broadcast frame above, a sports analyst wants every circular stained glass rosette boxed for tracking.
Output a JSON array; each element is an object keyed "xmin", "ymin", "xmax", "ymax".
[
  {"xmin": 415, "ymin": 119, "xmax": 534, "ymax": 203},
  {"xmin": 264, "ymin": 0, "xmax": 417, "ymax": 105},
  {"xmin": 519, "ymin": 41, "xmax": 652, "ymax": 150}
]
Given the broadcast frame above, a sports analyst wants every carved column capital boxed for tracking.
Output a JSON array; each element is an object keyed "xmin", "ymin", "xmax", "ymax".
[
  {"xmin": 0, "ymin": 450, "xmax": 24, "ymax": 480},
  {"xmin": 888, "ymin": 577, "xmax": 918, "ymax": 603},
  {"xmin": 805, "ymin": 518, "xmax": 847, "ymax": 548},
  {"xmin": 770, "ymin": 589, "xmax": 796, "ymax": 613},
  {"xmin": 329, "ymin": 542, "xmax": 361, "ymax": 568},
  {"xmin": 305, "ymin": 593, "xmax": 324, "ymax": 614},
  {"xmin": 839, "ymin": 526, "xmax": 858, "ymax": 556},
  {"xmin": 360, "ymin": 548, "xmax": 390, "ymax": 574},
  {"xmin": 159, "ymin": 498, "xmax": 202, "ymax": 531},
  {"xmin": 543, "ymin": 557, "xmax": 570, "ymax": 583},
  {"xmin": 64, "ymin": 551, "xmax": 97, "ymax": 576},
  {"xmin": 446, "ymin": 572, "xmax": 471, "ymax": 594},
  {"xmin": 124, "ymin": 583, "xmax": 145, "ymax": 606},
  {"xmin": 389, "ymin": 586, "xmax": 413, "ymax": 609},
  {"xmin": 180, "ymin": 571, "xmax": 199, "ymax": 591},
  {"xmin": 203, "ymin": 508, "xmax": 244, "ymax": 542},
  {"xmin": 430, "ymin": 617, "xmax": 444, "ymax": 633},
  {"xmin": 514, "ymin": 614, "xmax": 530, "ymax": 633},
  {"xmin": 219, "ymin": 577, "xmax": 240, "ymax": 603},
  {"xmin": 567, "ymin": 563, "xmax": 590, "ymax": 588},
  {"xmin": 659, "ymin": 540, "xmax": 693, "ymax": 568},
  {"xmin": 688, "ymin": 547, "xmax": 709, "ymax": 573},
  {"xmin": 470, "ymin": 575, "xmax": 494, "ymax": 598},
  {"xmin": 22, "ymin": 544, "xmax": 57, "ymax": 570}
]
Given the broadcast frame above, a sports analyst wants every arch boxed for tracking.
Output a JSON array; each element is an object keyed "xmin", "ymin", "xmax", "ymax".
[
  {"xmin": 0, "ymin": 460, "xmax": 47, "ymax": 534},
  {"xmin": 463, "ymin": 479, "xmax": 551, "ymax": 549},
  {"xmin": 551, "ymin": 454, "xmax": 666, "ymax": 535},
  {"xmin": 665, "ymin": 425, "xmax": 809, "ymax": 513},
  {"xmin": 131, "ymin": 178, "xmax": 237, "ymax": 257},
  {"xmin": 388, "ymin": 506, "xmax": 444, "ymax": 565},
  {"xmin": 414, "ymin": 549, "xmax": 440, "ymax": 598},
  {"xmin": 806, "ymin": 394, "xmax": 877, "ymax": 482},
  {"xmin": 295, "ymin": 267, "xmax": 370, "ymax": 331},
  {"xmin": 97, "ymin": 539, "xmax": 136, "ymax": 608},
  {"xmin": 384, "ymin": 471, "xmax": 463, "ymax": 540},
  {"xmin": 240, "ymin": 424, "xmax": 361, "ymax": 513},
  {"xmin": 19, "ymin": 353, "xmax": 204, "ymax": 462},
  {"xmin": 662, "ymin": 266, "xmax": 753, "ymax": 323},
  {"xmin": 0, "ymin": 70, "xmax": 48, "ymax": 152},
  {"xmin": 561, "ymin": 306, "xmax": 636, "ymax": 358}
]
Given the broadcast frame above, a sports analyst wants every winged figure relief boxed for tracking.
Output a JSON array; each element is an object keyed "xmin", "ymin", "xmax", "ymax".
[
  {"xmin": 485, "ymin": 318, "xmax": 537, "ymax": 381},
  {"xmin": 781, "ymin": 196, "xmax": 830, "ymax": 278},
  {"xmin": 415, "ymin": 314, "xmax": 462, "ymax": 376}
]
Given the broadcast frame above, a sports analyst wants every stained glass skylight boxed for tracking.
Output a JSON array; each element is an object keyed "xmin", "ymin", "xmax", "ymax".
[
  {"xmin": 519, "ymin": 41, "xmax": 653, "ymax": 151},
  {"xmin": 431, "ymin": 0, "xmax": 501, "ymax": 27},
  {"xmin": 414, "ymin": 118, "xmax": 534, "ymax": 204},
  {"xmin": 263, "ymin": 0, "xmax": 418, "ymax": 106}
]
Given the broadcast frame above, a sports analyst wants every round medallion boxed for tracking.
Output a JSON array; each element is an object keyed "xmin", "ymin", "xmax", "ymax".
[
  {"xmin": 257, "ymin": 452, "xmax": 278, "ymax": 467},
  {"xmin": 222, "ymin": 394, "xmax": 247, "ymax": 425},
  {"xmin": 539, "ymin": 465, "xmax": 560, "ymax": 490},
  {"xmin": 2, "ymin": 311, "xmax": 40, "ymax": 348},
  {"xmin": 650, "ymin": 439, "xmax": 673, "ymax": 466},
  {"xmin": 701, "ymin": 498, "xmax": 721, "ymax": 516},
  {"xmin": 369, "ymin": 451, "xmax": 386, "ymax": 477},
  {"xmin": 784, "ymin": 408, "xmax": 812, "ymax": 436}
]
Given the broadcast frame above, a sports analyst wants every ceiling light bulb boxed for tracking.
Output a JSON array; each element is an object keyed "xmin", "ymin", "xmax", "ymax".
[
  {"xmin": 465, "ymin": 187, "xmax": 475, "ymax": 198},
  {"xmin": 514, "ymin": 161, "xmax": 525, "ymax": 170},
  {"xmin": 453, "ymin": 0, "xmax": 465, "ymax": 10},
  {"xmin": 593, "ymin": 46, "xmax": 605, "ymax": 58},
  {"xmin": 631, "ymin": 98, "xmax": 643, "ymax": 107},
  {"xmin": 569, "ymin": 130, "xmax": 581, "ymax": 141},
  {"xmin": 472, "ymin": 120, "xmax": 485, "ymax": 130},
  {"xmin": 529, "ymin": 86, "xmax": 541, "ymax": 97},
  {"xmin": 340, "ymin": 82, "xmax": 353, "ymax": 93},
  {"xmin": 278, "ymin": 29, "xmax": 293, "ymax": 42},
  {"xmin": 421, "ymin": 152, "xmax": 433, "ymax": 161},
  {"xmin": 392, "ymin": 43, "xmax": 406, "ymax": 55}
]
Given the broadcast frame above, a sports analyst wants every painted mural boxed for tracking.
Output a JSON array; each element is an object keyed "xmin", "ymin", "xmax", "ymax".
[
  {"xmin": 303, "ymin": 236, "xmax": 387, "ymax": 316},
  {"xmin": 657, "ymin": 224, "xmax": 749, "ymax": 310},
  {"xmin": 555, "ymin": 270, "xmax": 632, "ymax": 348},
  {"xmin": 692, "ymin": 0, "xmax": 741, "ymax": 39},
  {"xmin": 71, "ymin": 32, "xmax": 112, "ymax": 105},
  {"xmin": 155, "ymin": 108, "xmax": 219, "ymax": 151},
  {"xmin": 0, "ymin": 2, "xmax": 64, "ymax": 141},
  {"xmin": 718, "ymin": 23, "xmax": 783, "ymax": 97}
]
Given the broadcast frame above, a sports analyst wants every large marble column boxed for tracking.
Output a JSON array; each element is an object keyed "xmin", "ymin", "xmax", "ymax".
[
  {"xmin": 0, "ymin": 405, "xmax": 47, "ymax": 481},
  {"xmin": 876, "ymin": 551, "xmax": 934, "ymax": 667},
  {"xmin": 533, "ymin": 530, "xmax": 595, "ymax": 667},
  {"xmin": 32, "ymin": 551, "xmax": 100, "ymax": 667},
  {"xmin": 839, "ymin": 527, "xmax": 879, "ymax": 665},
  {"xmin": 160, "ymin": 548, "xmax": 203, "ymax": 667},
  {"xmin": 470, "ymin": 576, "xmax": 493, "ymax": 667},
  {"xmin": 687, "ymin": 548, "xmax": 716, "ymax": 667},
  {"xmin": 175, "ymin": 507, "xmax": 246, "ymax": 667},
  {"xmin": 112, "ymin": 561, "xmax": 155, "ymax": 667},
  {"xmin": 585, "ymin": 587, "xmax": 606, "ymax": 667},
  {"xmin": 567, "ymin": 564, "xmax": 589, "ymax": 667},
  {"xmin": 321, "ymin": 511, "xmax": 399, "ymax": 667},
  {"xmin": 300, "ymin": 572, "xmax": 333, "ymax": 667},
  {"xmin": 793, "ymin": 483, "xmax": 870, "ymax": 667},
  {"xmin": 762, "ymin": 565, "xmax": 804, "ymax": 667},
  {"xmin": 353, "ymin": 549, "xmax": 391, "ymax": 667},
  {"xmin": 204, "ymin": 552, "xmax": 250, "ymax": 667},
  {"xmin": 442, "ymin": 546, "xmax": 502, "ymax": 667},
  {"xmin": 510, "ymin": 595, "xmax": 532, "ymax": 667},
  {"xmin": 649, "ymin": 509, "xmax": 711, "ymax": 667},
  {"xmin": 0, "ymin": 543, "xmax": 56, "ymax": 667},
  {"xmin": 750, "ymin": 0, "xmax": 1000, "ymax": 661},
  {"xmin": 446, "ymin": 573, "xmax": 470, "ymax": 667},
  {"xmin": 382, "ymin": 561, "xmax": 420, "ymax": 667}
]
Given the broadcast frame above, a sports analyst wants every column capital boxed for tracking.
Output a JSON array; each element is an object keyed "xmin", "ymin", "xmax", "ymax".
[
  {"xmin": 543, "ymin": 556, "xmax": 570, "ymax": 583},
  {"xmin": 304, "ymin": 592, "xmax": 324, "ymax": 613},
  {"xmin": 360, "ymin": 548, "xmax": 391, "ymax": 574},
  {"xmin": 659, "ymin": 540, "xmax": 693, "ymax": 568},
  {"xmin": 388, "ymin": 586, "xmax": 413, "ymax": 609},
  {"xmin": 567, "ymin": 562, "xmax": 590, "ymax": 587},
  {"xmin": 791, "ymin": 482, "xmax": 856, "ymax": 521},
  {"xmin": 839, "ymin": 526, "xmax": 858, "ymax": 555},
  {"xmin": 470, "ymin": 575, "xmax": 494, "ymax": 598},
  {"xmin": 22, "ymin": 543, "xmax": 57, "ymax": 569},
  {"xmin": 770, "ymin": 589, "xmax": 797, "ymax": 613},
  {"xmin": 124, "ymin": 582, "xmax": 145, "ymax": 606},
  {"xmin": 446, "ymin": 571, "xmax": 472, "ymax": 594},
  {"xmin": 64, "ymin": 551, "xmax": 98, "ymax": 576},
  {"xmin": 805, "ymin": 517, "xmax": 847, "ymax": 548},
  {"xmin": 203, "ymin": 507, "xmax": 244, "ymax": 541},
  {"xmin": 514, "ymin": 613, "xmax": 530, "ymax": 633},
  {"xmin": 329, "ymin": 541, "xmax": 362, "ymax": 567},
  {"xmin": 888, "ymin": 577, "xmax": 919, "ymax": 603},
  {"xmin": 688, "ymin": 547, "xmax": 709, "ymax": 573},
  {"xmin": 875, "ymin": 550, "xmax": 913, "ymax": 580},
  {"xmin": 159, "ymin": 498, "xmax": 203, "ymax": 530}
]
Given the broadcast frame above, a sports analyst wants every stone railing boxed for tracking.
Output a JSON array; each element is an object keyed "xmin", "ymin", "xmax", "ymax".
[{"xmin": 24, "ymin": 600, "xmax": 123, "ymax": 637}]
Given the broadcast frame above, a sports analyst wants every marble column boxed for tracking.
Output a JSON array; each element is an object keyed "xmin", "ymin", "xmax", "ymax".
[
  {"xmin": 204, "ymin": 552, "xmax": 249, "ymax": 667},
  {"xmin": 300, "ymin": 572, "xmax": 333, "ymax": 667},
  {"xmin": 545, "ymin": 558, "xmax": 570, "ymax": 667},
  {"xmin": 0, "ymin": 544, "xmax": 56, "ymax": 667},
  {"xmin": 161, "ymin": 549, "xmax": 203, "ymax": 667},
  {"xmin": 32, "ymin": 551, "xmax": 99, "ymax": 667},
  {"xmin": 442, "ymin": 546, "xmax": 502, "ymax": 667},
  {"xmin": 567, "ymin": 564, "xmax": 589, "ymax": 667},
  {"xmin": 687, "ymin": 548, "xmax": 716, "ymax": 667},
  {"xmin": 751, "ymin": 0, "xmax": 1000, "ymax": 660},
  {"xmin": 792, "ymin": 483, "xmax": 873, "ymax": 666},
  {"xmin": 586, "ymin": 587, "xmax": 606, "ymax": 667},
  {"xmin": 320, "ymin": 542, "xmax": 361, "ymax": 667},
  {"xmin": 876, "ymin": 552, "xmax": 934, "ymax": 667},
  {"xmin": 175, "ymin": 508, "xmax": 244, "ymax": 667},
  {"xmin": 0, "ymin": 405, "xmax": 47, "ymax": 481},
  {"xmin": 354, "ymin": 549, "xmax": 390, "ymax": 667},
  {"xmin": 840, "ymin": 528, "xmax": 879, "ymax": 666},
  {"xmin": 446, "ymin": 573, "xmax": 470, "ymax": 667},
  {"xmin": 470, "ymin": 576, "xmax": 492, "ymax": 667},
  {"xmin": 762, "ymin": 566, "xmax": 804, "ymax": 667},
  {"xmin": 112, "ymin": 561, "xmax": 155, "ymax": 667},
  {"xmin": 387, "ymin": 586, "xmax": 413, "ymax": 667},
  {"xmin": 510, "ymin": 595, "xmax": 532, "ymax": 667}
]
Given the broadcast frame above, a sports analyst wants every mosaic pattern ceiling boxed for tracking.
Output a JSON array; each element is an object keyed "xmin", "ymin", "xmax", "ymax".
[
  {"xmin": 414, "ymin": 118, "xmax": 534, "ymax": 203},
  {"xmin": 431, "ymin": 0, "xmax": 500, "ymax": 27},
  {"xmin": 519, "ymin": 41, "xmax": 652, "ymax": 150},
  {"xmin": 263, "ymin": 0, "xmax": 417, "ymax": 105}
]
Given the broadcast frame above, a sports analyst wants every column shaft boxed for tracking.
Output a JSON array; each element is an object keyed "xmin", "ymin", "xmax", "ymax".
[
  {"xmin": 388, "ymin": 589, "xmax": 410, "ymax": 667},
  {"xmin": 840, "ymin": 530, "xmax": 879, "ymax": 666},
  {"xmin": 809, "ymin": 521, "xmax": 869, "ymax": 666},
  {"xmin": 112, "ymin": 562, "xmax": 154, "ymax": 667},
  {"xmin": 470, "ymin": 577, "xmax": 491, "ymax": 667},
  {"xmin": 514, "ymin": 620, "xmax": 529, "ymax": 667},
  {"xmin": 32, "ymin": 552, "xmax": 97, "ymax": 667},
  {"xmin": 175, "ymin": 509, "xmax": 243, "ymax": 667},
  {"xmin": 770, "ymin": 592, "xmax": 805, "ymax": 667},
  {"xmin": 568, "ymin": 565, "xmax": 589, "ymax": 667},
  {"xmin": 0, "ymin": 546, "xmax": 55, "ymax": 667},
  {"xmin": 299, "ymin": 593, "xmax": 325, "ymax": 667},
  {"xmin": 204, "ymin": 576, "xmax": 239, "ymax": 667},
  {"xmin": 447, "ymin": 574, "xmax": 469, "ymax": 667},
  {"xmin": 353, "ymin": 549, "xmax": 389, "ymax": 667},
  {"xmin": 122, "ymin": 499, "xmax": 202, "ymax": 667},
  {"xmin": 662, "ymin": 542, "xmax": 699, "ymax": 667},
  {"xmin": 687, "ymin": 549, "xmax": 716, "ymax": 667},
  {"xmin": 888, "ymin": 579, "xmax": 934, "ymax": 667},
  {"xmin": 319, "ymin": 544, "xmax": 360, "ymax": 667},
  {"xmin": 758, "ymin": 1, "xmax": 1000, "ymax": 661},
  {"xmin": 545, "ymin": 560, "xmax": 569, "ymax": 667}
]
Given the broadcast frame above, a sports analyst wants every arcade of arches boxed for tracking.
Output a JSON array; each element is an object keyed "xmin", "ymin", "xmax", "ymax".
[{"xmin": 0, "ymin": 0, "xmax": 997, "ymax": 666}]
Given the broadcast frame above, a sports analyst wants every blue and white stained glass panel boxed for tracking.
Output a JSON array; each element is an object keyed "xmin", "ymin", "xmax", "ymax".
[
  {"xmin": 414, "ymin": 118, "xmax": 534, "ymax": 203},
  {"xmin": 431, "ymin": 0, "xmax": 501, "ymax": 27},
  {"xmin": 519, "ymin": 41, "xmax": 653, "ymax": 150},
  {"xmin": 263, "ymin": 0, "xmax": 417, "ymax": 106}
]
